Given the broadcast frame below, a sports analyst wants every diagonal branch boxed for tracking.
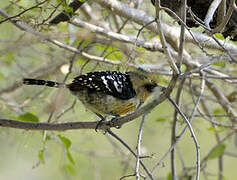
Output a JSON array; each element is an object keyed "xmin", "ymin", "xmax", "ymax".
[
  {"xmin": 206, "ymin": 79, "xmax": 237, "ymax": 123},
  {"xmin": 204, "ymin": 0, "xmax": 222, "ymax": 29},
  {"xmin": 0, "ymin": 0, "xmax": 49, "ymax": 24},
  {"xmin": 107, "ymin": 130, "xmax": 154, "ymax": 180}
]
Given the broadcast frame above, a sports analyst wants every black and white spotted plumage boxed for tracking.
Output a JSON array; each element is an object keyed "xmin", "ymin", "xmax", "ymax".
[
  {"xmin": 23, "ymin": 71, "xmax": 159, "ymax": 116},
  {"xmin": 68, "ymin": 71, "xmax": 136, "ymax": 100}
]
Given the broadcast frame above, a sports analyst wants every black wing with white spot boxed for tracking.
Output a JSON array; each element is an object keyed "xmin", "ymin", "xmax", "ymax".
[{"xmin": 68, "ymin": 71, "xmax": 136, "ymax": 100}]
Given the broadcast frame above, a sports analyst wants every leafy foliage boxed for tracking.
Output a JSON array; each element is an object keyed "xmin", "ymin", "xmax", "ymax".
[
  {"xmin": 208, "ymin": 144, "xmax": 226, "ymax": 160},
  {"xmin": 0, "ymin": 0, "xmax": 236, "ymax": 180},
  {"xmin": 15, "ymin": 112, "xmax": 39, "ymax": 122}
]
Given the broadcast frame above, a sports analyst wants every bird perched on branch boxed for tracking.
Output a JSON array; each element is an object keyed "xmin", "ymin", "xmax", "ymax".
[{"xmin": 23, "ymin": 71, "xmax": 163, "ymax": 129}]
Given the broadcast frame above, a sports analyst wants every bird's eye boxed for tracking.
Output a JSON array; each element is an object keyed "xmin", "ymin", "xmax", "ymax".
[{"xmin": 143, "ymin": 83, "xmax": 157, "ymax": 92}]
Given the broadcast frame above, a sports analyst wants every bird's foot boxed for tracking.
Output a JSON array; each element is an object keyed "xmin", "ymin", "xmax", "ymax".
[
  {"xmin": 95, "ymin": 118, "xmax": 106, "ymax": 132},
  {"xmin": 110, "ymin": 117, "xmax": 121, "ymax": 129}
]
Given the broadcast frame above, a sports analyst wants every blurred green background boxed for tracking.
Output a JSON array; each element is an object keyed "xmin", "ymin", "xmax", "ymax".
[{"xmin": 0, "ymin": 0, "xmax": 237, "ymax": 180}]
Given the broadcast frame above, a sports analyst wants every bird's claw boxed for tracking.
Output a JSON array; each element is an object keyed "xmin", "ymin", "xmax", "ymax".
[
  {"xmin": 95, "ymin": 118, "xmax": 106, "ymax": 132},
  {"xmin": 110, "ymin": 117, "xmax": 121, "ymax": 129}
]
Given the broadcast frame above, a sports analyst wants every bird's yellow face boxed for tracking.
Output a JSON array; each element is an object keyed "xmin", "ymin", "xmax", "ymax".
[
  {"xmin": 127, "ymin": 72, "xmax": 157, "ymax": 103},
  {"xmin": 127, "ymin": 72, "xmax": 156, "ymax": 88}
]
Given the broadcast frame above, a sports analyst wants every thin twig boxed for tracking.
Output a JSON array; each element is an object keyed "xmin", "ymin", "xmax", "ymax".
[
  {"xmin": 0, "ymin": 0, "xmax": 49, "ymax": 24},
  {"xmin": 204, "ymin": 0, "xmax": 222, "ymax": 29},
  {"xmin": 180, "ymin": 58, "xmax": 220, "ymax": 79},
  {"xmin": 178, "ymin": 0, "xmax": 187, "ymax": 68},
  {"xmin": 160, "ymin": 6, "xmax": 211, "ymax": 57},
  {"xmin": 56, "ymin": 99, "xmax": 77, "ymax": 120},
  {"xmin": 107, "ymin": 130, "xmax": 154, "ymax": 180},
  {"xmin": 206, "ymin": 79, "xmax": 237, "ymax": 123},
  {"xmin": 154, "ymin": 0, "xmax": 180, "ymax": 75},
  {"xmin": 120, "ymin": 174, "xmax": 136, "ymax": 180},
  {"xmin": 211, "ymin": 35, "xmax": 236, "ymax": 62},
  {"xmin": 71, "ymin": 18, "xmax": 163, "ymax": 52},
  {"xmin": 200, "ymin": 131, "xmax": 235, "ymax": 167},
  {"xmin": 38, "ymin": 0, "xmax": 65, "ymax": 25},
  {"xmin": 152, "ymin": 74, "xmax": 205, "ymax": 178},
  {"xmin": 211, "ymin": 0, "xmax": 235, "ymax": 34},
  {"xmin": 188, "ymin": 72, "xmax": 206, "ymax": 123},
  {"xmin": 135, "ymin": 114, "xmax": 147, "ymax": 180},
  {"xmin": 196, "ymin": 109, "xmax": 235, "ymax": 128},
  {"xmin": 200, "ymin": 100, "xmax": 223, "ymax": 180},
  {"xmin": 171, "ymin": 77, "xmax": 186, "ymax": 179},
  {"xmin": 167, "ymin": 97, "xmax": 200, "ymax": 180}
]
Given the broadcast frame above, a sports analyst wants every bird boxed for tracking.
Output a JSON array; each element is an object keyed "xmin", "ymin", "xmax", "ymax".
[{"xmin": 23, "ymin": 71, "xmax": 162, "ymax": 129}]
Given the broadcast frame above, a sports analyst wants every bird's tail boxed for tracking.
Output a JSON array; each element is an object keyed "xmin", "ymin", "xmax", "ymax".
[{"xmin": 23, "ymin": 78, "xmax": 64, "ymax": 88}]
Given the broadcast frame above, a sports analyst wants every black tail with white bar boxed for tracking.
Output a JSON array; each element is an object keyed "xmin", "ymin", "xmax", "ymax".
[{"xmin": 23, "ymin": 78, "xmax": 64, "ymax": 88}]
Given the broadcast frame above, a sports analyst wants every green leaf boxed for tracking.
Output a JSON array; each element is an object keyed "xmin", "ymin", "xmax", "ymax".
[
  {"xmin": 65, "ymin": 7, "xmax": 73, "ymax": 14},
  {"xmin": 157, "ymin": 75, "xmax": 167, "ymax": 86},
  {"xmin": 64, "ymin": 164, "xmax": 76, "ymax": 175},
  {"xmin": 38, "ymin": 150, "xmax": 45, "ymax": 164},
  {"xmin": 213, "ymin": 108, "xmax": 223, "ymax": 115},
  {"xmin": 0, "ymin": 71, "xmax": 5, "ymax": 80},
  {"xmin": 137, "ymin": 47, "xmax": 146, "ymax": 52},
  {"xmin": 166, "ymin": 172, "xmax": 172, "ymax": 180},
  {"xmin": 57, "ymin": 0, "xmax": 67, "ymax": 9},
  {"xmin": 156, "ymin": 117, "xmax": 167, "ymax": 122},
  {"xmin": 180, "ymin": 64, "xmax": 187, "ymax": 73},
  {"xmin": 67, "ymin": 150, "xmax": 75, "ymax": 165},
  {"xmin": 107, "ymin": 51, "xmax": 123, "ymax": 61},
  {"xmin": 213, "ymin": 61, "xmax": 225, "ymax": 67},
  {"xmin": 214, "ymin": 33, "xmax": 225, "ymax": 40},
  {"xmin": 16, "ymin": 112, "xmax": 39, "ymax": 122},
  {"xmin": 76, "ymin": 58, "xmax": 88, "ymax": 66},
  {"xmin": 78, "ymin": 40, "xmax": 92, "ymax": 49},
  {"xmin": 102, "ymin": 9, "xmax": 109, "ymax": 17},
  {"xmin": 207, "ymin": 126, "xmax": 217, "ymax": 132},
  {"xmin": 207, "ymin": 126, "xmax": 226, "ymax": 133},
  {"xmin": 58, "ymin": 134, "xmax": 71, "ymax": 149},
  {"xmin": 78, "ymin": 0, "xmax": 87, "ymax": 2},
  {"xmin": 45, "ymin": 134, "xmax": 51, "ymax": 141},
  {"xmin": 148, "ymin": 33, "xmax": 154, "ymax": 39},
  {"xmin": 208, "ymin": 144, "xmax": 226, "ymax": 160},
  {"xmin": 222, "ymin": 175, "xmax": 228, "ymax": 180},
  {"xmin": 5, "ymin": 52, "xmax": 14, "ymax": 62}
]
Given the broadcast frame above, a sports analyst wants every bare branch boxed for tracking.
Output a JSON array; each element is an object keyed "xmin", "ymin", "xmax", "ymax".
[
  {"xmin": 154, "ymin": 0, "xmax": 180, "ymax": 75},
  {"xmin": 206, "ymin": 79, "xmax": 237, "ymax": 123},
  {"xmin": 107, "ymin": 130, "xmax": 154, "ymax": 180},
  {"xmin": 177, "ymin": 0, "xmax": 187, "ymax": 68},
  {"xmin": 171, "ymin": 77, "xmax": 186, "ymax": 179},
  {"xmin": 211, "ymin": 0, "xmax": 236, "ymax": 34},
  {"xmin": 135, "ymin": 114, "xmax": 147, "ymax": 180},
  {"xmin": 0, "ymin": 0, "xmax": 49, "ymax": 24},
  {"xmin": 167, "ymin": 97, "xmax": 200, "ymax": 180},
  {"xmin": 200, "ymin": 131, "xmax": 235, "ymax": 167},
  {"xmin": 204, "ymin": 0, "xmax": 222, "ymax": 29},
  {"xmin": 71, "ymin": 18, "xmax": 163, "ymax": 52}
]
